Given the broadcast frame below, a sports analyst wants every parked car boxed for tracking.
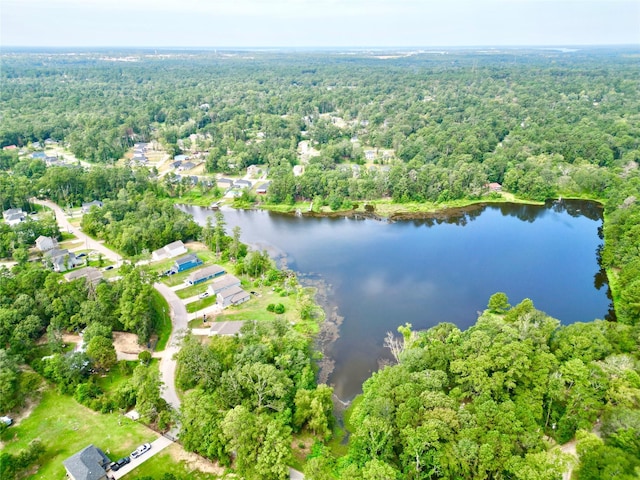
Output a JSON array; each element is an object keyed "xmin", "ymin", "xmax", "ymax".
[
  {"xmin": 130, "ymin": 443, "xmax": 151, "ymax": 459},
  {"xmin": 110, "ymin": 456, "xmax": 130, "ymax": 471},
  {"xmin": 198, "ymin": 291, "xmax": 210, "ymax": 299},
  {"xmin": 104, "ymin": 265, "xmax": 114, "ymax": 271},
  {"xmin": 76, "ymin": 252, "xmax": 86, "ymax": 258},
  {"xmin": 0, "ymin": 416, "xmax": 13, "ymax": 426}
]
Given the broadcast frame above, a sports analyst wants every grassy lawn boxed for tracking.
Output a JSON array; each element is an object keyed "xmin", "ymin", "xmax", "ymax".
[
  {"xmin": 0, "ymin": 389, "xmax": 156, "ymax": 480},
  {"xmin": 95, "ymin": 361, "xmax": 137, "ymax": 392},
  {"xmin": 175, "ymin": 282, "xmax": 209, "ymax": 299},
  {"xmin": 130, "ymin": 444, "xmax": 220, "ymax": 479},
  {"xmin": 186, "ymin": 295, "xmax": 218, "ymax": 313},
  {"xmin": 216, "ymin": 286, "xmax": 299, "ymax": 323},
  {"xmin": 174, "ymin": 186, "xmax": 223, "ymax": 207},
  {"xmin": 151, "ymin": 288, "xmax": 172, "ymax": 351}
]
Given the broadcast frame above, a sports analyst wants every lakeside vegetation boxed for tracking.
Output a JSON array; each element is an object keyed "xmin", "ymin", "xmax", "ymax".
[{"xmin": 1, "ymin": 48, "xmax": 639, "ymax": 478}]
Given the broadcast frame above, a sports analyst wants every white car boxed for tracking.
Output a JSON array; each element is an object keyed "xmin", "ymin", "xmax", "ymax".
[
  {"xmin": 198, "ymin": 291, "xmax": 210, "ymax": 299},
  {"xmin": 130, "ymin": 443, "xmax": 151, "ymax": 459}
]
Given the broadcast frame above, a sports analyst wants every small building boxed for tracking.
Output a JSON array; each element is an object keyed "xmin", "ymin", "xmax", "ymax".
[
  {"xmin": 173, "ymin": 254, "xmax": 203, "ymax": 273},
  {"xmin": 63, "ymin": 444, "xmax": 110, "ymax": 480},
  {"xmin": 151, "ymin": 240, "xmax": 188, "ymax": 261},
  {"xmin": 170, "ymin": 160, "xmax": 182, "ymax": 169},
  {"xmin": 64, "ymin": 267, "xmax": 103, "ymax": 285},
  {"xmin": 186, "ymin": 264, "xmax": 226, "ymax": 286},
  {"xmin": 217, "ymin": 177, "xmax": 234, "ymax": 189},
  {"xmin": 487, "ymin": 182, "xmax": 503, "ymax": 192},
  {"xmin": 179, "ymin": 161, "xmax": 195, "ymax": 171},
  {"xmin": 247, "ymin": 165, "xmax": 261, "ymax": 177},
  {"xmin": 31, "ymin": 151, "xmax": 46, "ymax": 159},
  {"xmin": 3, "ymin": 208, "xmax": 26, "ymax": 226},
  {"xmin": 293, "ymin": 165, "xmax": 305, "ymax": 177},
  {"xmin": 256, "ymin": 182, "xmax": 270, "ymax": 194},
  {"xmin": 216, "ymin": 285, "xmax": 251, "ymax": 308},
  {"xmin": 174, "ymin": 154, "xmax": 189, "ymax": 162},
  {"xmin": 207, "ymin": 274, "xmax": 241, "ymax": 295},
  {"xmin": 44, "ymin": 248, "xmax": 79, "ymax": 272},
  {"xmin": 234, "ymin": 179, "xmax": 252, "ymax": 189},
  {"xmin": 35, "ymin": 235, "xmax": 58, "ymax": 252},
  {"xmin": 81, "ymin": 200, "xmax": 103, "ymax": 214},
  {"xmin": 364, "ymin": 150, "xmax": 376, "ymax": 161},
  {"xmin": 3, "ymin": 145, "xmax": 17, "ymax": 150}
]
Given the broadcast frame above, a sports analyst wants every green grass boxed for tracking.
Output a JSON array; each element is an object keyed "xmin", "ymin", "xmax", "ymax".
[
  {"xmin": 59, "ymin": 232, "xmax": 76, "ymax": 241},
  {"xmin": 129, "ymin": 444, "xmax": 220, "ymax": 479},
  {"xmin": 186, "ymin": 295, "xmax": 218, "ymax": 313},
  {"xmin": 0, "ymin": 389, "xmax": 155, "ymax": 480},
  {"xmin": 95, "ymin": 360, "xmax": 137, "ymax": 393},
  {"xmin": 173, "ymin": 186, "xmax": 224, "ymax": 207},
  {"xmin": 216, "ymin": 286, "xmax": 299, "ymax": 323},
  {"xmin": 151, "ymin": 288, "xmax": 172, "ymax": 351},
  {"xmin": 175, "ymin": 282, "xmax": 209, "ymax": 299}
]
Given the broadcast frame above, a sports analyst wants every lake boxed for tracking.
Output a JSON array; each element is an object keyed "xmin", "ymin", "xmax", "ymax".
[{"xmin": 178, "ymin": 200, "xmax": 612, "ymax": 401}]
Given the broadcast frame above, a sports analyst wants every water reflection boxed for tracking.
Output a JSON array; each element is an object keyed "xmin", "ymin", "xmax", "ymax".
[{"xmin": 178, "ymin": 200, "xmax": 611, "ymax": 401}]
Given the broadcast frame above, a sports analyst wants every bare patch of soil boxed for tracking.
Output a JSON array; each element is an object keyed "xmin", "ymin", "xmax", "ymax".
[
  {"xmin": 167, "ymin": 444, "xmax": 225, "ymax": 475},
  {"xmin": 113, "ymin": 332, "xmax": 147, "ymax": 355}
]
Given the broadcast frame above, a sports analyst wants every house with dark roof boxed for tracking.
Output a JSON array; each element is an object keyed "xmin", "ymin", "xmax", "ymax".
[
  {"xmin": 234, "ymin": 179, "xmax": 252, "ymax": 189},
  {"xmin": 81, "ymin": 200, "xmax": 104, "ymax": 214},
  {"xmin": 207, "ymin": 274, "xmax": 241, "ymax": 295},
  {"xmin": 3, "ymin": 208, "xmax": 26, "ymax": 226},
  {"xmin": 44, "ymin": 248, "xmax": 79, "ymax": 272},
  {"xmin": 185, "ymin": 264, "xmax": 226, "ymax": 286},
  {"xmin": 217, "ymin": 177, "xmax": 234, "ymax": 189},
  {"xmin": 64, "ymin": 267, "xmax": 104, "ymax": 285},
  {"xmin": 216, "ymin": 285, "xmax": 250, "ymax": 308},
  {"xmin": 62, "ymin": 444, "xmax": 110, "ymax": 480},
  {"xmin": 178, "ymin": 161, "xmax": 196, "ymax": 171},
  {"xmin": 173, "ymin": 254, "xmax": 203, "ymax": 273}
]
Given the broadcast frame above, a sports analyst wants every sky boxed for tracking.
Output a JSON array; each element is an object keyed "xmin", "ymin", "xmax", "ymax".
[{"xmin": 2, "ymin": 0, "xmax": 639, "ymax": 48}]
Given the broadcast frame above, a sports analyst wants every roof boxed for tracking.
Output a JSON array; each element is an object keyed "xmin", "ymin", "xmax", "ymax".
[
  {"xmin": 64, "ymin": 267, "xmax": 103, "ymax": 284},
  {"xmin": 188, "ymin": 264, "xmax": 225, "ymax": 282},
  {"xmin": 218, "ymin": 285, "xmax": 250, "ymax": 302},
  {"xmin": 82, "ymin": 200, "xmax": 103, "ymax": 208},
  {"xmin": 3, "ymin": 208, "xmax": 24, "ymax": 219},
  {"xmin": 44, "ymin": 248, "xmax": 69, "ymax": 259},
  {"xmin": 208, "ymin": 274, "xmax": 241, "ymax": 293},
  {"xmin": 174, "ymin": 254, "xmax": 200, "ymax": 266},
  {"xmin": 165, "ymin": 240, "xmax": 186, "ymax": 253},
  {"xmin": 63, "ymin": 444, "xmax": 109, "ymax": 480}
]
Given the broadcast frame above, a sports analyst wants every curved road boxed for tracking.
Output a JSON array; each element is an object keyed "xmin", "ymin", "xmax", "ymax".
[{"xmin": 33, "ymin": 199, "xmax": 183, "ymax": 410}]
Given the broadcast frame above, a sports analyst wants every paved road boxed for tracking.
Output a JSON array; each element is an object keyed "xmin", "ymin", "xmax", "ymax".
[
  {"xmin": 32, "ymin": 199, "xmax": 120, "ymax": 265},
  {"xmin": 111, "ymin": 436, "xmax": 173, "ymax": 479},
  {"xmin": 154, "ymin": 282, "xmax": 188, "ymax": 411}
]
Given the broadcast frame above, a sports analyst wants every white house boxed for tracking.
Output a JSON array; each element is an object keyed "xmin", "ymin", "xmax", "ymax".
[
  {"xmin": 81, "ymin": 200, "xmax": 103, "ymax": 214},
  {"xmin": 151, "ymin": 240, "xmax": 188, "ymax": 261},
  {"xmin": 35, "ymin": 235, "xmax": 58, "ymax": 252},
  {"xmin": 216, "ymin": 285, "xmax": 251, "ymax": 308},
  {"xmin": 207, "ymin": 274, "xmax": 241, "ymax": 296},
  {"xmin": 3, "ymin": 208, "xmax": 26, "ymax": 226}
]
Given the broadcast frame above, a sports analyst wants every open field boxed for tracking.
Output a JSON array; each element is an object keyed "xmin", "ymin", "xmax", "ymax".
[{"xmin": 0, "ymin": 389, "xmax": 156, "ymax": 479}]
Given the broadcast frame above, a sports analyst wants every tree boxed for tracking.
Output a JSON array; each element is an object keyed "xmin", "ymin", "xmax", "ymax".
[
  {"xmin": 0, "ymin": 349, "xmax": 20, "ymax": 411},
  {"xmin": 85, "ymin": 336, "xmax": 117, "ymax": 372},
  {"xmin": 488, "ymin": 292, "xmax": 510, "ymax": 313}
]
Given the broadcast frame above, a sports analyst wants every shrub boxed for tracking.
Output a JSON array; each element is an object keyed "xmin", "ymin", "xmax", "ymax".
[{"xmin": 274, "ymin": 303, "xmax": 285, "ymax": 314}]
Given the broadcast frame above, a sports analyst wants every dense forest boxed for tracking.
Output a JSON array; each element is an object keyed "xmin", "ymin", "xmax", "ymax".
[{"xmin": 1, "ymin": 48, "xmax": 639, "ymax": 479}]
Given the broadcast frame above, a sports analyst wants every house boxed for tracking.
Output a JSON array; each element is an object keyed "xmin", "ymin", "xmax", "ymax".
[
  {"xmin": 207, "ymin": 274, "xmax": 241, "ymax": 295},
  {"xmin": 185, "ymin": 264, "xmax": 226, "ymax": 286},
  {"xmin": 173, "ymin": 254, "xmax": 203, "ymax": 273},
  {"xmin": 63, "ymin": 444, "xmax": 110, "ymax": 480},
  {"xmin": 247, "ymin": 165, "xmax": 261, "ymax": 177},
  {"xmin": 31, "ymin": 151, "xmax": 46, "ymax": 159},
  {"xmin": 216, "ymin": 285, "xmax": 251, "ymax": 307},
  {"xmin": 3, "ymin": 208, "xmax": 26, "ymax": 226},
  {"xmin": 2, "ymin": 145, "xmax": 17, "ymax": 150},
  {"xmin": 174, "ymin": 154, "xmax": 189, "ymax": 162},
  {"xmin": 217, "ymin": 177, "xmax": 234, "ymax": 189},
  {"xmin": 64, "ymin": 267, "xmax": 103, "ymax": 285},
  {"xmin": 151, "ymin": 240, "xmax": 188, "ymax": 261},
  {"xmin": 487, "ymin": 182, "xmax": 503, "ymax": 192},
  {"xmin": 364, "ymin": 150, "xmax": 376, "ymax": 161},
  {"xmin": 234, "ymin": 179, "xmax": 252, "ymax": 189},
  {"xmin": 256, "ymin": 182, "xmax": 270, "ymax": 194},
  {"xmin": 170, "ymin": 160, "xmax": 182, "ymax": 169},
  {"xmin": 293, "ymin": 165, "xmax": 305, "ymax": 177},
  {"xmin": 44, "ymin": 138, "xmax": 58, "ymax": 145},
  {"xmin": 44, "ymin": 248, "xmax": 79, "ymax": 272},
  {"xmin": 179, "ymin": 162, "xmax": 196, "ymax": 171},
  {"xmin": 35, "ymin": 235, "xmax": 58, "ymax": 252},
  {"xmin": 81, "ymin": 200, "xmax": 103, "ymax": 214}
]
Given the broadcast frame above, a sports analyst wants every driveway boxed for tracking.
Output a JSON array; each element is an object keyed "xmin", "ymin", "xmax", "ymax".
[
  {"xmin": 111, "ymin": 436, "xmax": 173, "ymax": 479},
  {"xmin": 32, "ymin": 199, "xmax": 120, "ymax": 265},
  {"xmin": 154, "ymin": 282, "xmax": 188, "ymax": 411}
]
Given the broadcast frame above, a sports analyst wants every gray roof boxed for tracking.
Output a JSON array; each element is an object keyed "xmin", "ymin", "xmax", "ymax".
[
  {"xmin": 208, "ymin": 274, "xmax": 241, "ymax": 294},
  {"xmin": 188, "ymin": 264, "xmax": 225, "ymax": 282},
  {"xmin": 63, "ymin": 444, "xmax": 109, "ymax": 480},
  {"xmin": 174, "ymin": 254, "xmax": 200, "ymax": 267},
  {"xmin": 82, "ymin": 200, "xmax": 103, "ymax": 209},
  {"xmin": 64, "ymin": 267, "xmax": 103, "ymax": 284}
]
